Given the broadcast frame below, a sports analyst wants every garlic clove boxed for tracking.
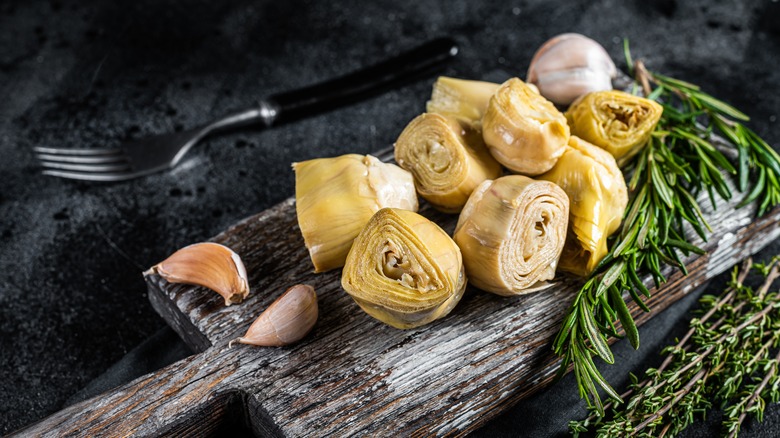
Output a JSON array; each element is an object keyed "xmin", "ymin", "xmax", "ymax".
[
  {"xmin": 230, "ymin": 284, "xmax": 318, "ymax": 347},
  {"xmin": 144, "ymin": 242, "xmax": 250, "ymax": 306},
  {"xmin": 527, "ymin": 33, "xmax": 617, "ymax": 106}
]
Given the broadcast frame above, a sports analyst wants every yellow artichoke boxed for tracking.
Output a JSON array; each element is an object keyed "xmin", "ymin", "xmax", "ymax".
[
  {"xmin": 394, "ymin": 113, "xmax": 502, "ymax": 213},
  {"xmin": 293, "ymin": 154, "xmax": 418, "ymax": 273},
  {"xmin": 341, "ymin": 208, "xmax": 466, "ymax": 329},
  {"xmin": 566, "ymin": 90, "xmax": 663, "ymax": 164},
  {"xmin": 426, "ymin": 76, "xmax": 500, "ymax": 128},
  {"xmin": 538, "ymin": 136, "xmax": 628, "ymax": 276},
  {"xmin": 482, "ymin": 78, "xmax": 570, "ymax": 175},
  {"xmin": 453, "ymin": 175, "xmax": 569, "ymax": 296}
]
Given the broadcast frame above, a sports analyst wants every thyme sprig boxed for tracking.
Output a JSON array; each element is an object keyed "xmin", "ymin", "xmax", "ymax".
[
  {"xmin": 569, "ymin": 258, "xmax": 780, "ymax": 437},
  {"xmin": 553, "ymin": 42, "xmax": 780, "ymax": 415}
]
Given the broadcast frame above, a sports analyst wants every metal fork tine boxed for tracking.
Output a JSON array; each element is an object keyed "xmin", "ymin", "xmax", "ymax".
[
  {"xmin": 35, "ymin": 153, "xmax": 127, "ymax": 165},
  {"xmin": 33, "ymin": 146, "xmax": 123, "ymax": 156},
  {"xmin": 41, "ymin": 169, "xmax": 134, "ymax": 182},
  {"xmin": 39, "ymin": 161, "xmax": 131, "ymax": 173}
]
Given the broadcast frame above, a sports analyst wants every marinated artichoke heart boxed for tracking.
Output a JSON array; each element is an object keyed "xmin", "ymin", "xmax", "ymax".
[
  {"xmin": 482, "ymin": 78, "xmax": 570, "ymax": 175},
  {"xmin": 566, "ymin": 90, "xmax": 663, "ymax": 165},
  {"xmin": 538, "ymin": 136, "xmax": 628, "ymax": 277},
  {"xmin": 426, "ymin": 76, "xmax": 500, "ymax": 128},
  {"xmin": 395, "ymin": 113, "xmax": 502, "ymax": 213},
  {"xmin": 453, "ymin": 175, "xmax": 569, "ymax": 296},
  {"xmin": 294, "ymin": 154, "xmax": 418, "ymax": 273},
  {"xmin": 341, "ymin": 208, "xmax": 466, "ymax": 329}
]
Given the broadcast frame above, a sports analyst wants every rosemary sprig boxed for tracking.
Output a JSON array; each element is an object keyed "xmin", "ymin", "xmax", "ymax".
[
  {"xmin": 553, "ymin": 41, "xmax": 780, "ymax": 415},
  {"xmin": 569, "ymin": 258, "xmax": 780, "ymax": 437}
]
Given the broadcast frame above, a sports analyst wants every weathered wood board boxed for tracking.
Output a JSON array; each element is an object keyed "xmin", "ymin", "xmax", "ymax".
[{"xmin": 16, "ymin": 144, "xmax": 780, "ymax": 437}]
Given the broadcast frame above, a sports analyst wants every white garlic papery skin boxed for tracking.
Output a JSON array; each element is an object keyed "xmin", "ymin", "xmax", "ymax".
[{"xmin": 527, "ymin": 33, "xmax": 617, "ymax": 106}]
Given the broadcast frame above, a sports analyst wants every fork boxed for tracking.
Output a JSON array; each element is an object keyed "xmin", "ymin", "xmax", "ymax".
[{"xmin": 35, "ymin": 38, "xmax": 458, "ymax": 182}]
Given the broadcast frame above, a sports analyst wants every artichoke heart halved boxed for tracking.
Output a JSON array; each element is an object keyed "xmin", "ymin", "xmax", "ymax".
[
  {"xmin": 394, "ymin": 113, "xmax": 502, "ymax": 213},
  {"xmin": 538, "ymin": 136, "xmax": 628, "ymax": 277},
  {"xmin": 294, "ymin": 154, "xmax": 418, "ymax": 273},
  {"xmin": 341, "ymin": 208, "xmax": 466, "ymax": 329},
  {"xmin": 453, "ymin": 175, "xmax": 570, "ymax": 296},
  {"xmin": 566, "ymin": 90, "xmax": 663, "ymax": 164},
  {"xmin": 426, "ymin": 76, "xmax": 500, "ymax": 128},
  {"xmin": 481, "ymin": 78, "xmax": 570, "ymax": 176}
]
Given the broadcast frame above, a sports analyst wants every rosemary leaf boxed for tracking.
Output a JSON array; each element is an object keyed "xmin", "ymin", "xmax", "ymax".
[{"xmin": 553, "ymin": 41, "xmax": 780, "ymax": 417}]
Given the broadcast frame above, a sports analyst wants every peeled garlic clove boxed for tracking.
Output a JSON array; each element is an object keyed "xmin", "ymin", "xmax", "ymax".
[
  {"xmin": 144, "ymin": 242, "xmax": 249, "ymax": 306},
  {"xmin": 394, "ymin": 113, "xmax": 502, "ymax": 213},
  {"xmin": 453, "ymin": 175, "xmax": 569, "ymax": 296},
  {"xmin": 481, "ymin": 78, "xmax": 570, "ymax": 175},
  {"xmin": 231, "ymin": 284, "xmax": 318, "ymax": 347},
  {"xmin": 527, "ymin": 33, "xmax": 617, "ymax": 106}
]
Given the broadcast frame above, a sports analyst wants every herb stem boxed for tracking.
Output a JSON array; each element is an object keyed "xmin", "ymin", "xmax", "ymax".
[
  {"xmin": 757, "ymin": 263, "xmax": 780, "ymax": 300},
  {"xmin": 728, "ymin": 348, "xmax": 780, "ymax": 438},
  {"xmin": 560, "ymin": 41, "xmax": 780, "ymax": 418},
  {"xmin": 570, "ymin": 259, "xmax": 780, "ymax": 436},
  {"xmin": 631, "ymin": 368, "xmax": 708, "ymax": 434}
]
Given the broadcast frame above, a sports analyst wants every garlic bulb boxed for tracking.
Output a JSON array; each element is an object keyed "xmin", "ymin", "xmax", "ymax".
[
  {"xmin": 144, "ymin": 242, "xmax": 250, "ymax": 306},
  {"xmin": 527, "ymin": 33, "xmax": 617, "ymax": 106},
  {"xmin": 230, "ymin": 284, "xmax": 318, "ymax": 347}
]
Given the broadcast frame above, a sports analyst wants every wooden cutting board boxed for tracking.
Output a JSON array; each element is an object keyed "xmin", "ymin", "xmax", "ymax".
[{"xmin": 17, "ymin": 145, "xmax": 780, "ymax": 437}]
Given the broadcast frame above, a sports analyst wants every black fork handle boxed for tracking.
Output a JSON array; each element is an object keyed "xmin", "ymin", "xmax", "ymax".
[
  {"xmin": 203, "ymin": 38, "xmax": 458, "ymax": 135},
  {"xmin": 263, "ymin": 37, "xmax": 458, "ymax": 126}
]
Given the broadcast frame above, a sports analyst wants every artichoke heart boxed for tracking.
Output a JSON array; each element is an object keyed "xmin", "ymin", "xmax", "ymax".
[
  {"xmin": 294, "ymin": 154, "xmax": 418, "ymax": 273},
  {"xmin": 453, "ymin": 175, "xmax": 569, "ymax": 296},
  {"xmin": 538, "ymin": 136, "xmax": 628, "ymax": 277},
  {"xmin": 394, "ymin": 113, "xmax": 502, "ymax": 213},
  {"xmin": 482, "ymin": 78, "xmax": 570, "ymax": 176},
  {"xmin": 341, "ymin": 208, "xmax": 466, "ymax": 329},
  {"xmin": 426, "ymin": 76, "xmax": 500, "ymax": 128},
  {"xmin": 566, "ymin": 90, "xmax": 663, "ymax": 164}
]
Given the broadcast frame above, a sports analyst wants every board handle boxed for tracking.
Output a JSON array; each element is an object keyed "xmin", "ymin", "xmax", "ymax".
[{"xmin": 10, "ymin": 350, "xmax": 244, "ymax": 437}]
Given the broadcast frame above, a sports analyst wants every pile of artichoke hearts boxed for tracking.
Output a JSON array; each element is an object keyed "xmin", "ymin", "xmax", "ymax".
[{"xmin": 294, "ymin": 33, "xmax": 663, "ymax": 329}]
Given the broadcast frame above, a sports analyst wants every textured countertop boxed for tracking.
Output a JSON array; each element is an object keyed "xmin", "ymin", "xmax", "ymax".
[{"xmin": 2, "ymin": 0, "xmax": 780, "ymax": 435}]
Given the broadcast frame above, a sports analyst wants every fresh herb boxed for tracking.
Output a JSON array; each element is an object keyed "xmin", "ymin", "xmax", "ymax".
[
  {"xmin": 553, "ymin": 40, "xmax": 780, "ymax": 415},
  {"xmin": 569, "ymin": 258, "xmax": 780, "ymax": 437}
]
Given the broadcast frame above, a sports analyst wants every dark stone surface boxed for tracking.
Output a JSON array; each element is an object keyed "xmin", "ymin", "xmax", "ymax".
[{"xmin": 0, "ymin": 0, "xmax": 779, "ymax": 435}]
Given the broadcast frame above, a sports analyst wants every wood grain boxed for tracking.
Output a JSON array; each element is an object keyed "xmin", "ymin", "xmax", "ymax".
[{"xmin": 15, "ymin": 142, "xmax": 780, "ymax": 437}]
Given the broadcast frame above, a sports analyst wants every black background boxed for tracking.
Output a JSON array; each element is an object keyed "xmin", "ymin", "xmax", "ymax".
[{"xmin": 2, "ymin": 0, "xmax": 780, "ymax": 436}]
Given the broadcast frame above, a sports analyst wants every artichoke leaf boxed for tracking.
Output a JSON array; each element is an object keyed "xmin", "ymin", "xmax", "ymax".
[
  {"xmin": 566, "ymin": 90, "xmax": 663, "ymax": 164},
  {"xmin": 482, "ymin": 78, "xmax": 570, "ymax": 175},
  {"xmin": 426, "ymin": 76, "xmax": 500, "ymax": 128},
  {"xmin": 341, "ymin": 208, "xmax": 466, "ymax": 329},
  {"xmin": 395, "ymin": 113, "xmax": 502, "ymax": 213},
  {"xmin": 453, "ymin": 175, "xmax": 570, "ymax": 296},
  {"xmin": 294, "ymin": 154, "xmax": 418, "ymax": 273},
  {"xmin": 538, "ymin": 136, "xmax": 628, "ymax": 277}
]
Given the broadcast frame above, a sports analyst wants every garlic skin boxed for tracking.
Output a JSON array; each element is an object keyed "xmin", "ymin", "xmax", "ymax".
[
  {"xmin": 230, "ymin": 284, "xmax": 318, "ymax": 347},
  {"xmin": 144, "ymin": 242, "xmax": 250, "ymax": 306},
  {"xmin": 527, "ymin": 33, "xmax": 617, "ymax": 106}
]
